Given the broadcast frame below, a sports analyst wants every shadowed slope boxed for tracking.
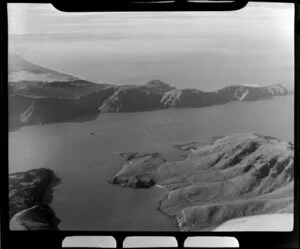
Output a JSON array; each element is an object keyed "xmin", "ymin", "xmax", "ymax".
[
  {"xmin": 9, "ymin": 168, "xmax": 61, "ymax": 230},
  {"xmin": 9, "ymin": 57, "xmax": 290, "ymax": 130}
]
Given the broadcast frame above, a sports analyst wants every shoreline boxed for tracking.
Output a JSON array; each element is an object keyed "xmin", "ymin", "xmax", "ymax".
[
  {"xmin": 8, "ymin": 90, "xmax": 293, "ymax": 132},
  {"xmin": 154, "ymin": 186, "xmax": 180, "ymax": 231},
  {"xmin": 108, "ymin": 134, "xmax": 294, "ymax": 231},
  {"xmin": 43, "ymin": 170, "xmax": 61, "ymax": 206},
  {"xmin": 9, "ymin": 168, "xmax": 61, "ymax": 230}
]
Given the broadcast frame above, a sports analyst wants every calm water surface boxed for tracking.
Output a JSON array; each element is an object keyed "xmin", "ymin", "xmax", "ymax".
[{"xmin": 8, "ymin": 95, "xmax": 294, "ymax": 230}]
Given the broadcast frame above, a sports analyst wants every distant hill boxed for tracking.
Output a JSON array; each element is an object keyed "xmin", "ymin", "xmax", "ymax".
[
  {"xmin": 8, "ymin": 56, "xmax": 290, "ymax": 130},
  {"xmin": 9, "ymin": 54, "xmax": 79, "ymax": 82}
]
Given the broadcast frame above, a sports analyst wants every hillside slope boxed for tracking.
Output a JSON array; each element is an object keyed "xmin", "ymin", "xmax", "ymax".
[
  {"xmin": 109, "ymin": 133, "xmax": 294, "ymax": 231},
  {"xmin": 213, "ymin": 213, "xmax": 293, "ymax": 231},
  {"xmin": 8, "ymin": 57, "xmax": 290, "ymax": 130},
  {"xmin": 9, "ymin": 168, "xmax": 61, "ymax": 230}
]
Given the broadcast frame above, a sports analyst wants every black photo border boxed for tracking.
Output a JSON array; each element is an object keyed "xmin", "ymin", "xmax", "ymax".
[{"xmin": 1, "ymin": 1, "xmax": 299, "ymax": 248}]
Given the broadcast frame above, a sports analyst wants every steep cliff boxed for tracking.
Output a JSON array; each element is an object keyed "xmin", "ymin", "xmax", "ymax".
[{"xmin": 8, "ymin": 57, "xmax": 290, "ymax": 130}]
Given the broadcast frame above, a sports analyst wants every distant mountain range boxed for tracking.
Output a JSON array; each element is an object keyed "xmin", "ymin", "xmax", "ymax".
[{"xmin": 8, "ymin": 56, "xmax": 291, "ymax": 130}]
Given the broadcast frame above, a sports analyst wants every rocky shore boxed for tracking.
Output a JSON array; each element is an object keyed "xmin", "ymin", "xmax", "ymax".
[
  {"xmin": 109, "ymin": 133, "xmax": 294, "ymax": 231},
  {"xmin": 9, "ymin": 168, "xmax": 61, "ymax": 230}
]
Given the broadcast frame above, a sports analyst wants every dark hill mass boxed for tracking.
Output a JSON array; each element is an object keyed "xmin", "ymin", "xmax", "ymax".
[
  {"xmin": 8, "ymin": 57, "xmax": 290, "ymax": 130},
  {"xmin": 9, "ymin": 168, "xmax": 61, "ymax": 230},
  {"xmin": 109, "ymin": 133, "xmax": 294, "ymax": 231}
]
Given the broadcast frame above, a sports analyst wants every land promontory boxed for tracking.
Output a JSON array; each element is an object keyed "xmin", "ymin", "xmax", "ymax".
[
  {"xmin": 9, "ymin": 168, "xmax": 61, "ymax": 230},
  {"xmin": 109, "ymin": 133, "xmax": 294, "ymax": 231},
  {"xmin": 9, "ymin": 56, "xmax": 290, "ymax": 130}
]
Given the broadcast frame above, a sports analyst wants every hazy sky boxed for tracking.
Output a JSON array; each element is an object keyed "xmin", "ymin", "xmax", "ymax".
[
  {"xmin": 7, "ymin": 3, "xmax": 294, "ymax": 90},
  {"xmin": 8, "ymin": 3, "xmax": 293, "ymax": 36}
]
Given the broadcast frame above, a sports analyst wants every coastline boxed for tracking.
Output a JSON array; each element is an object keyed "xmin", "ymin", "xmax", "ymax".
[
  {"xmin": 154, "ymin": 185, "xmax": 180, "ymax": 231},
  {"xmin": 42, "ymin": 170, "xmax": 61, "ymax": 205},
  {"xmin": 9, "ymin": 168, "xmax": 61, "ymax": 230},
  {"xmin": 108, "ymin": 134, "xmax": 294, "ymax": 231},
  {"xmin": 154, "ymin": 184, "xmax": 191, "ymax": 232}
]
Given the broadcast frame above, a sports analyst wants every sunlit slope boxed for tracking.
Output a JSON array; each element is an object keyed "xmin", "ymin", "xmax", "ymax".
[
  {"xmin": 214, "ymin": 213, "xmax": 293, "ymax": 231},
  {"xmin": 109, "ymin": 133, "xmax": 294, "ymax": 231}
]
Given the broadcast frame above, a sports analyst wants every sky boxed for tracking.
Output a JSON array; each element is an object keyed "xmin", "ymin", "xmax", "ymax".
[
  {"xmin": 7, "ymin": 3, "xmax": 293, "ymax": 36},
  {"xmin": 7, "ymin": 3, "xmax": 294, "ymax": 90}
]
